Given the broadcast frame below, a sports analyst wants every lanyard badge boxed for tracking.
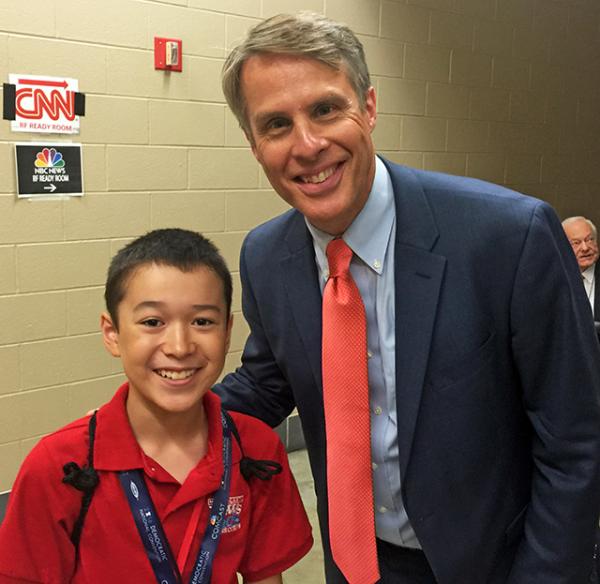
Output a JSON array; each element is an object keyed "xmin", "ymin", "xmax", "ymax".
[{"xmin": 119, "ymin": 411, "xmax": 233, "ymax": 584}]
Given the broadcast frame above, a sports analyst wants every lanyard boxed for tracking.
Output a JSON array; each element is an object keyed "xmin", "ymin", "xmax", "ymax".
[{"xmin": 118, "ymin": 411, "xmax": 233, "ymax": 584}]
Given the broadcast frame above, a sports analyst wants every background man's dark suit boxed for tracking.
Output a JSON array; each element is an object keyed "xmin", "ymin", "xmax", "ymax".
[
  {"xmin": 594, "ymin": 262, "xmax": 600, "ymax": 320},
  {"xmin": 216, "ymin": 158, "xmax": 600, "ymax": 584}
]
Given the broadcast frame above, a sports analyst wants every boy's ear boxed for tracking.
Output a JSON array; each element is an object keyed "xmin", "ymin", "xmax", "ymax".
[
  {"xmin": 100, "ymin": 312, "xmax": 121, "ymax": 357},
  {"xmin": 225, "ymin": 314, "xmax": 234, "ymax": 353}
]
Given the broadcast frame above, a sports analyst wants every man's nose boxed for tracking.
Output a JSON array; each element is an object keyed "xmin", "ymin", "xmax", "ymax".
[
  {"xmin": 290, "ymin": 120, "xmax": 328, "ymax": 160},
  {"xmin": 163, "ymin": 324, "xmax": 194, "ymax": 358}
]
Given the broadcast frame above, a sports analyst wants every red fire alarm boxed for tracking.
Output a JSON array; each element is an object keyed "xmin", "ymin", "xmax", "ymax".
[{"xmin": 154, "ymin": 37, "xmax": 183, "ymax": 72}]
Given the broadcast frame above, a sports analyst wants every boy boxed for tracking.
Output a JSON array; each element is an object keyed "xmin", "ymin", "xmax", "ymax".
[{"xmin": 0, "ymin": 228, "xmax": 313, "ymax": 583}]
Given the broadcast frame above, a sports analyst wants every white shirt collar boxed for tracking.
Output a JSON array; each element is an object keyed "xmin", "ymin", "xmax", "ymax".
[{"xmin": 582, "ymin": 264, "xmax": 595, "ymax": 283}]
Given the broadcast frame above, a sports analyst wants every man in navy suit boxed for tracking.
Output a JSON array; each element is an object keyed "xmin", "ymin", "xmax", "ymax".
[{"xmin": 215, "ymin": 12, "xmax": 600, "ymax": 584}]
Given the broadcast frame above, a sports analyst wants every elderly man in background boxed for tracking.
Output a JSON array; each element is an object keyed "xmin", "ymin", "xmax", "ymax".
[{"xmin": 562, "ymin": 216, "xmax": 600, "ymax": 317}]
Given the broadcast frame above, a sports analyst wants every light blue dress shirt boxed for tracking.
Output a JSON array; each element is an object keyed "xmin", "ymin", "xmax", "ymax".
[{"xmin": 305, "ymin": 156, "xmax": 421, "ymax": 548}]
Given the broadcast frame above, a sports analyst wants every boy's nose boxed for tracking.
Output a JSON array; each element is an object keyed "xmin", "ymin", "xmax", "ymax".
[{"xmin": 163, "ymin": 325, "xmax": 194, "ymax": 358}]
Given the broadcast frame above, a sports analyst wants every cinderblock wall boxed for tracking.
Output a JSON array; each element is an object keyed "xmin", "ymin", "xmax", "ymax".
[{"xmin": 1, "ymin": 0, "xmax": 599, "ymax": 490}]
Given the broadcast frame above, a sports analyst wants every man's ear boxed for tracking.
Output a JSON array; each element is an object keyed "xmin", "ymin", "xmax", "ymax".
[
  {"xmin": 100, "ymin": 312, "xmax": 121, "ymax": 357},
  {"xmin": 243, "ymin": 128, "xmax": 259, "ymax": 159},
  {"xmin": 365, "ymin": 86, "xmax": 377, "ymax": 132}
]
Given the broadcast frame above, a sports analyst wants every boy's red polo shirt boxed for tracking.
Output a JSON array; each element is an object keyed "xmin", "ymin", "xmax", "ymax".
[{"xmin": 0, "ymin": 383, "xmax": 313, "ymax": 583}]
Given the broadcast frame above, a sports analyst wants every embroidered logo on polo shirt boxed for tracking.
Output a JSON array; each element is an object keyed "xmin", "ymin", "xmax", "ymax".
[{"xmin": 207, "ymin": 495, "xmax": 243, "ymax": 533}]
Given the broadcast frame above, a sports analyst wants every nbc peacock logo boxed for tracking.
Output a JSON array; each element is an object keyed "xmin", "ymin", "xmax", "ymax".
[{"xmin": 34, "ymin": 147, "xmax": 65, "ymax": 168}]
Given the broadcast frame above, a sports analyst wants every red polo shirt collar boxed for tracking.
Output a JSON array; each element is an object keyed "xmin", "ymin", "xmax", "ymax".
[{"xmin": 93, "ymin": 382, "xmax": 236, "ymax": 514}]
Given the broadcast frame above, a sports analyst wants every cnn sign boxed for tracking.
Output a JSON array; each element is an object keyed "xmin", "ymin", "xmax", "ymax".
[{"xmin": 7, "ymin": 74, "xmax": 82, "ymax": 134}]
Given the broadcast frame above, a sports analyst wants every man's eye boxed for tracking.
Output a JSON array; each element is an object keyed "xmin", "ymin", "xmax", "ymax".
[
  {"xmin": 315, "ymin": 103, "xmax": 335, "ymax": 116},
  {"xmin": 265, "ymin": 118, "xmax": 289, "ymax": 132},
  {"xmin": 141, "ymin": 318, "xmax": 162, "ymax": 327}
]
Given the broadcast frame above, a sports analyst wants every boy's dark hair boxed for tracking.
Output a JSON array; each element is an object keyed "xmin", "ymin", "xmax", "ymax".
[{"xmin": 105, "ymin": 228, "xmax": 233, "ymax": 328}]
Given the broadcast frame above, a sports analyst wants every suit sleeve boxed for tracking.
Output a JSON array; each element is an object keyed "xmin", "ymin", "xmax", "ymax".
[
  {"xmin": 214, "ymin": 234, "xmax": 296, "ymax": 428},
  {"xmin": 508, "ymin": 201, "xmax": 600, "ymax": 583}
]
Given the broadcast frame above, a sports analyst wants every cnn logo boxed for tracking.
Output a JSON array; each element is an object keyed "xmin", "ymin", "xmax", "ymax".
[{"xmin": 15, "ymin": 79, "xmax": 75, "ymax": 121}]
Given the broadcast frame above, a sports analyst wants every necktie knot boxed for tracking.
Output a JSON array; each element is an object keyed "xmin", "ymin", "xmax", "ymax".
[{"xmin": 326, "ymin": 239, "xmax": 353, "ymax": 278}]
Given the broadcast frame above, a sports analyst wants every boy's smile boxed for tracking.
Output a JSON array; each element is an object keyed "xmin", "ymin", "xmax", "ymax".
[{"xmin": 101, "ymin": 263, "xmax": 232, "ymax": 421}]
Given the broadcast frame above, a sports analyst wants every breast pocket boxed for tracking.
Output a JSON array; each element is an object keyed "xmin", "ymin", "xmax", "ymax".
[{"xmin": 426, "ymin": 330, "xmax": 497, "ymax": 393}]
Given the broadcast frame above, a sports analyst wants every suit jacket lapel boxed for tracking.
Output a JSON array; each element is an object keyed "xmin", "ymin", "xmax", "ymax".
[
  {"xmin": 281, "ymin": 213, "xmax": 324, "ymax": 392},
  {"xmin": 383, "ymin": 159, "xmax": 446, "ymax": 476}
]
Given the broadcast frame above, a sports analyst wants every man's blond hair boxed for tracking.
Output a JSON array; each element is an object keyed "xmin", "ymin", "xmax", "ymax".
[{"xmin": 222, "ymin": 12, "xmax": 371, "ymax": 135}]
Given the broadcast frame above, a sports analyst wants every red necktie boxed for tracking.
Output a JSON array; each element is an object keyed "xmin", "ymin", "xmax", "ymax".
[{"xmin": 322, "ymin": 238, "xmax": 380, "ymax": 584}]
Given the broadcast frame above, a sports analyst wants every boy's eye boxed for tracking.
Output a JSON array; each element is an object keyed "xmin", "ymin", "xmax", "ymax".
[
  {"xmin": 141, "ymin": 318, "xmax": 162, "ymax": 327},
  {"xmin": 193, "ymin": 317, "xmax": 214, "ymax": 327}
]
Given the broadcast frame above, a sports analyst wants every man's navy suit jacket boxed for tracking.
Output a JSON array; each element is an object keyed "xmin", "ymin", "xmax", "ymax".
[{"xmin": 216, "ymin": 158, "xmax": 600, "ymax": 584}]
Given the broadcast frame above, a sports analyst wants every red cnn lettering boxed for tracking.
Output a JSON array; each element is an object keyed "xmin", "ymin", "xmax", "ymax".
[{"xmin": 15, "ymin": 88, "xmax": 75, "ymax": 121}]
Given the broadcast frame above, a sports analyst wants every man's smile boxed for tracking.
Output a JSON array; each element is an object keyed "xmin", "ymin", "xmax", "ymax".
[{"xmin": 298, "ymin": 164, "xmax": 340, "ymax": 184}]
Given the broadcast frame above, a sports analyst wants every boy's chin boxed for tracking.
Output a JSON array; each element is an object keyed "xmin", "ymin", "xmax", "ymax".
[{"xmin": 127, "ymin": 384, "xmax": 209, "ymax": 416}]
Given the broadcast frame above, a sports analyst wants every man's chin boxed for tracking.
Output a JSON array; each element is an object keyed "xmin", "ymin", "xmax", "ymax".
[{"xmin": 580, "ymin": 259, "xmax": 597, "ymax": 271}]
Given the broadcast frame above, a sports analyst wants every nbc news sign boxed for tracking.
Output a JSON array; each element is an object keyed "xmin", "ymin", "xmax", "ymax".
[{"xmin": 15, "ymin": 143, "xmax": 83, "ymax": 198}]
